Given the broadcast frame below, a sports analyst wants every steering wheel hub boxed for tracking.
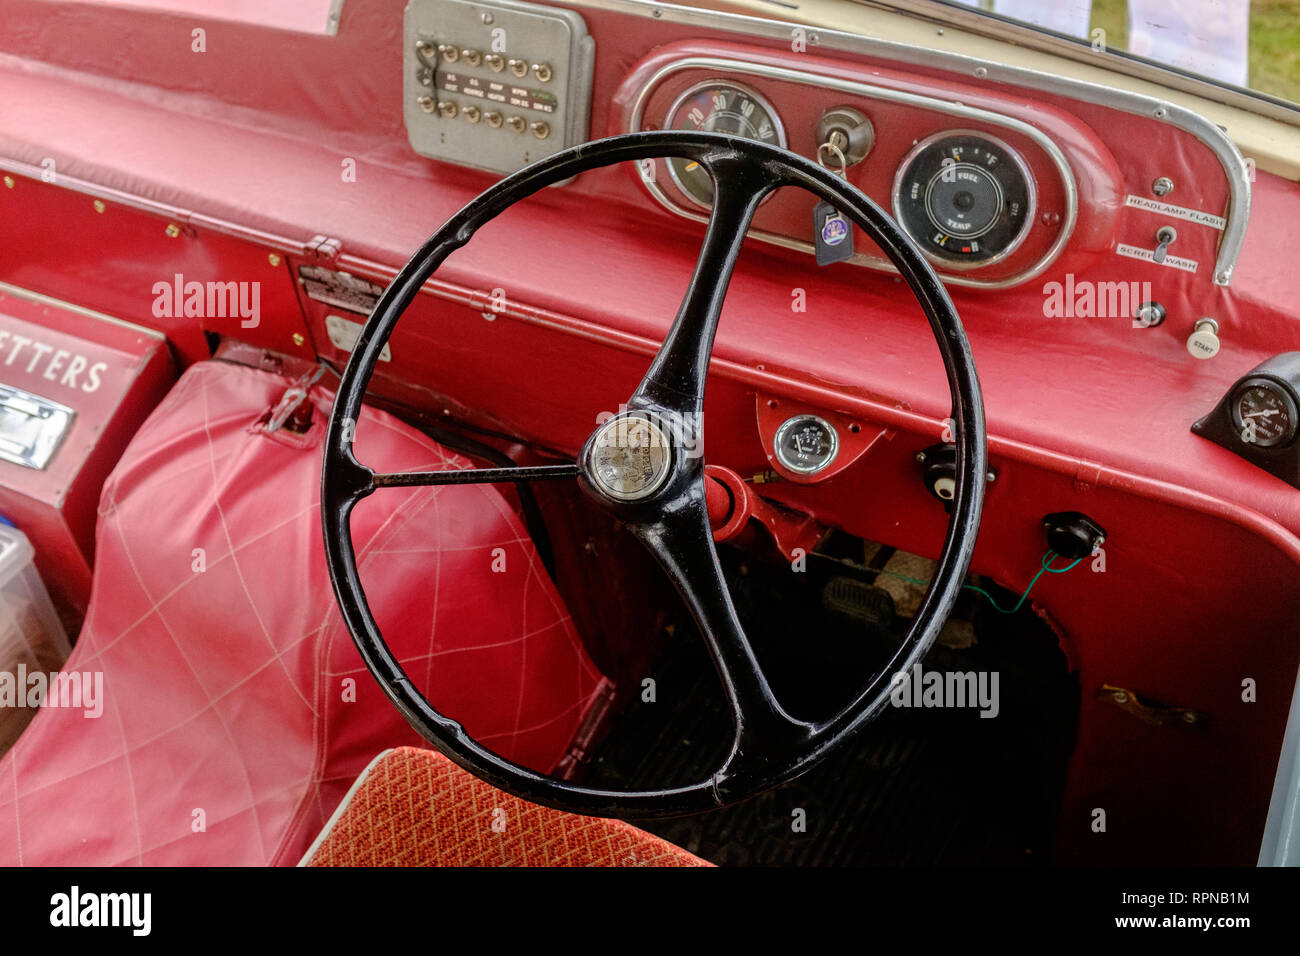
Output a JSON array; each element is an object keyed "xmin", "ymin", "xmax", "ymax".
[{"xmin": 584, "ymin": 412, "xmax": 675, "ymax": 502}]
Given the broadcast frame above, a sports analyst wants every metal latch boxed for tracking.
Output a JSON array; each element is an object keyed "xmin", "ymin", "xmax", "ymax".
[{"xmin": 0, "ymin": 384, "xmax": 75, "ymax": 470}]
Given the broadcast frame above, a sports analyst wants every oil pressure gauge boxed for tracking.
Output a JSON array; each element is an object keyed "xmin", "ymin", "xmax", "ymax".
[
  {"xmin": 1192, "ymin": 352, "xmax": 1300, "ymax": 489},
  {"xmin": 1231, "ymin": 377, "xmax": 1297, "ymax": 448},
  {"xmin": 774, "ymin": 414, "xmax": 839, "ymax": 475}
]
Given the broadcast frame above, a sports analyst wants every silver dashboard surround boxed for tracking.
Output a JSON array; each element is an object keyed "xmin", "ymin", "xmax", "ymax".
[
  {"xmin": 630, "ymin": 56, "xmax": 1077, "ymax": 290},
  {"xmin": 403, "ymin": 0, "xmax": 594, "ymax": 176},
  {"xmin": 576, "ymin": 0, "xmax": 1250, "ymax": 286}
]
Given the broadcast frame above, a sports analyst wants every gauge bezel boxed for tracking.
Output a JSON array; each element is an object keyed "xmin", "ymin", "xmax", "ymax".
[
  {"xmin": 1230, "ymin": 376, "xmax": 1299, "ymax": 449},
  {"xmin": 773, "ymin": 413, "xmax": 840, "ymax": 475},
  {"xmin": 890, "ymin": 129, "xmax": 1038, "ymax": 272},
  {"xmin": 663, "ymin": 78, "xmax": 788, "ymax": 210}
]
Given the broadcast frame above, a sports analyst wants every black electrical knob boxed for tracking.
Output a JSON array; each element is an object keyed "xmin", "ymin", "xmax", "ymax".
[{"xmin": 1042, "ymin": 511, "xmax": 1106, "ymax": 560}]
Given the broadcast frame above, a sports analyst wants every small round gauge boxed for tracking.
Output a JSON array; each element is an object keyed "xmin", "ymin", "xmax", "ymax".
[
  {"xmin": 1231, "ymin": 377, "xmax": 1298, "ymax": 448},
  {"xmin": 664, "ymin": 80, "xmax": 786, "ymax": 208},
  {"xmin": 774, "ymin": 414, "xmax": 839, "ymax": 475},
  {"xmin": 892, "ymin": 131, "xmax": 1036, "ymax": 268}
]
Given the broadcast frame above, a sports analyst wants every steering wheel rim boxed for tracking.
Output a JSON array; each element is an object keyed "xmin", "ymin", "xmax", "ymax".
[{"xmin": 321, "ymin": 130, "xmax": 986, "ymax": 818}]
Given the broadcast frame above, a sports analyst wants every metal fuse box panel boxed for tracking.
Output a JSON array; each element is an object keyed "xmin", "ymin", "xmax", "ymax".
[{"xmin": 403, "ymin": 0, "xmax": 594, "ymax": 175}]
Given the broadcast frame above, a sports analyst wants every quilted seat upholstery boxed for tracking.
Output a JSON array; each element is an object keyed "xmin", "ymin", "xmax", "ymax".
[
  {"xmin": 303, "ymin": 746, "xmax": 710, "ymax": 867},
  {"xmin": 0, "ymin": 360, "xmax": 611, "ymax": 865}
]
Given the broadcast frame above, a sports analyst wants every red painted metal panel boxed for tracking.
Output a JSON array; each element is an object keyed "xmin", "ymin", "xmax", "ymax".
[{"xmin": 0, "ymin": 290, "xmax": 175, "ymax": 627}]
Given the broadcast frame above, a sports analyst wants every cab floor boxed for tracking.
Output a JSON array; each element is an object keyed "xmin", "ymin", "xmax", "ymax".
[{"xmin": 583, "ymin": 543, "xmax": 1080, "ymax": 866}]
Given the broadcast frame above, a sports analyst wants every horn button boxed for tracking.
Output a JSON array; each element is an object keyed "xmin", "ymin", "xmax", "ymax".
[{"xmin": 583, "ymin": 413, "xmax": 675, "ymax": 502}]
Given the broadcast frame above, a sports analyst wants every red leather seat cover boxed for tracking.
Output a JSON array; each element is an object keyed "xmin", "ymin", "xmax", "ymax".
[
  {"xmin": 303, "ymin": 746, "xmax": 710, "ymax": 867},
  {"xmin": 0, "ymin": 360, "xmax": 611, "ymax": 865}
]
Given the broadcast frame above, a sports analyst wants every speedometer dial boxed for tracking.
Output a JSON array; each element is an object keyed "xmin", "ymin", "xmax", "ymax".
[
  {"xmin": 664, "ymin": 80, "xmax": 786, "ymax": 208},
  {"xmin": 892, "ymin": 131, "xmax": 1035, "ymax": 268}
]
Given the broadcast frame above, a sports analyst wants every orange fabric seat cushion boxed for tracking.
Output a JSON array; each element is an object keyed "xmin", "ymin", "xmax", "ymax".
[{"xmin": 303, "ymin": 747, "xmax": 711, "ymax": 867}]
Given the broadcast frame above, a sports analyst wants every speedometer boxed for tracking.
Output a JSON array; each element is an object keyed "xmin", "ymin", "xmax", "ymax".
[
  {"xmin": 892, "ymin": 131, "xmax": 1035, "ymax": 268},
  {"xmin": 664, "ymin": 80, "xmax": 786, "ymax": 209}
]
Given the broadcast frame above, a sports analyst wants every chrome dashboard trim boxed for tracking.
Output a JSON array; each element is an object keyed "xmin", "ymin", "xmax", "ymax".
[
  {"xmin": 573, "ymin": 0, "xmax": 1250, "ymax": 286},
  {"xmin": 629, "ymin": 55, "xmax": 1077, "ymax": 289}
]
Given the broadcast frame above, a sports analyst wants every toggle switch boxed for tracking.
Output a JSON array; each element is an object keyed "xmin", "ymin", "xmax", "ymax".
[
  {"xmin": 1153, "ymin": 225, "xmax": 1177, "ymax": 264},
  {"xmin": 507, "ymin": 58, "xmax": 528, "ymax": 78}
]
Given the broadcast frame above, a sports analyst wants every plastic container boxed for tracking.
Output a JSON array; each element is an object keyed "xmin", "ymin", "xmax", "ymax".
[{"xmin": 0, "ymin": 525, "xmax": 71, "ymax": 755}]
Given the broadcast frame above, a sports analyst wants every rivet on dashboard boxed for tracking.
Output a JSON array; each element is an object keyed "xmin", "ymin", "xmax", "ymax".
[
  {"xmin": 165, "ymin": 223, "xmax": 181, "ymax": 238},
  {"xmin": 268, "ymin": 253, "xmax": 282, "ymax": 267},
  {"xmin": 93, "ymin": 200, "xmax": 106, "ymax": 213},
  {"xmin": 1152, "ymin": 176, "xmax": 1174, "ymax": 196},
  {"xmin": 974, "ymin": 66, "xmax": 988, "ymax": 78},
  {"xmin": 292, "ymin": 333, "xmax": 305, "ymax": 347},
  {"xmin": 481, "ymin": 12, "xmax": 493, "ymax": 24}
]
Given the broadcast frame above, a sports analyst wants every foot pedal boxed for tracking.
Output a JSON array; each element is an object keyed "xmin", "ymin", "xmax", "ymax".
[{"xmin": 821, "ymin": 576, "xmax": 896, "ymax": 630}]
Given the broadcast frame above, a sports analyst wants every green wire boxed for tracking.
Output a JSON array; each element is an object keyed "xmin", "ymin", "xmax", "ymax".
[{"xmin": 874, "ymin": 549, "xmax": 1083, "ymax": 615}]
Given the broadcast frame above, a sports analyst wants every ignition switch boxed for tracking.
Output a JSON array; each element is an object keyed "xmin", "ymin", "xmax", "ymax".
[
  {"xmin": 1041, "ymin": 511, "xmax": 1106, "ymax": 560},
  {"xmin": 815, "ymin": 107, "xmax": 874, "ymax": 166}
]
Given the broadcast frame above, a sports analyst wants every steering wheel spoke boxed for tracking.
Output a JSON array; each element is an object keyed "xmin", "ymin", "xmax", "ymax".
[
  {"xmin": 371, "ymin": 462, "xmax": 579, "ymax": 488},
  {"xmin": 628, "ymin": 489, "xmax": 814, "ymax": 766},
  {"xmin": 633, "ymin": 153, "xmax": 774, "ymax": 416}
]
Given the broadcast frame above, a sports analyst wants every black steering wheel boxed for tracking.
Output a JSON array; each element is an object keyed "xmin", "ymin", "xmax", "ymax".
[{"xmin": 321, "ymin": 131, "xmax": 986, "ymax": 818}]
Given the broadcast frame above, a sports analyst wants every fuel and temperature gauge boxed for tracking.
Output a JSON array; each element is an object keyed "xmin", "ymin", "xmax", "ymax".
[{"xmin": 774, "ymin": 414, "xmax": 839, "ymax": 475}]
